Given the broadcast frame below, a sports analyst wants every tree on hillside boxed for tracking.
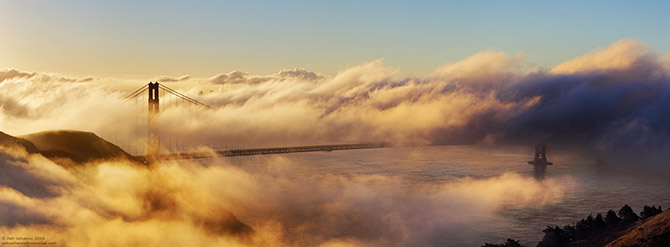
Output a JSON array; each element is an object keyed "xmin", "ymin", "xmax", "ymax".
[
  {"xmin": 481, "ymin": 238, "xmax": 524, "ymax": 247},
  {"xmin": 593, "ymin": 213, "xmax": 606, "ymax": 230},
  {"xmin": 537, "ymin": 226, "xmax": 569, "ymax": 247},
  {"xmin": 489, "ymin": 204, "xmax": 663, "ymax": 247},
  {"xmin": 574, "ymin": 215, "xmax": 593, "ymax": 239},
  {"xmin": 604, "ymin": 209, "xmax": 621, "ymax": 226},
  {"xmin": 640, "ymin": 205, "xmax": 663, "ymax": 219},
  {"xmin": 618, "ymin": 204, "xmax": 640, "ymax": 223},
  {"xmin": 561, "ymin": 224, "xmax": 575, "ymax": 242}
]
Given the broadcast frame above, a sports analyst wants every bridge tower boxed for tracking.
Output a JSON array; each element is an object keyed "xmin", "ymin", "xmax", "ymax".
[
  {"xmin": 528, "ymin": 144, "xmax": 552, "ymax": 178},
  {"xmin": 528, "ymin": 144, "xmax": 552, "ymax": 167},
  {"xmin": 147, "ymin": 82, "xmax": 160, "ymax": 160}
]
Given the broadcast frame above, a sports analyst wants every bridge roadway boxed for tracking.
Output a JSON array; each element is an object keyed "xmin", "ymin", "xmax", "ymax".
[{"xmin": 136, "ymin": 143, "xmax": 390, "ymax": 161}]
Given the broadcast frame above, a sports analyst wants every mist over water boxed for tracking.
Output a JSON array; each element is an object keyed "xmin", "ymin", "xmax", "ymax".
[
  {"xmin": 1, "ymin": 136, "xmax": 670, "ymax": 246},
  {"xmin": 184, "ymin": 145, "xmax": 665, "ymax": 246}
]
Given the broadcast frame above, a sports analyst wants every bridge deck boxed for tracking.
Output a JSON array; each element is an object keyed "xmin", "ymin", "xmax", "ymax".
[{"xmin": 135, "ymin": 143, "xmax": 390, "ymax": 161}]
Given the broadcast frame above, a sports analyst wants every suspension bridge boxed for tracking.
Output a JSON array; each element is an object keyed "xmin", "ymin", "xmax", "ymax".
[{"xmin": 123, "ymin": 82, "xmax": 389, "ymax": 162}]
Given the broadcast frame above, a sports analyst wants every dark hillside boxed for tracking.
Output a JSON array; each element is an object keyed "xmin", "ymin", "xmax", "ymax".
[{"xmin": 20, "ymin": 130, "xmax": 136, "ymax": 163}]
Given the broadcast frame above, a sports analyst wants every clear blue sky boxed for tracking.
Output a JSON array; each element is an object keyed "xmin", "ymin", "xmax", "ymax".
[{"xmin": 1, "ymin": 0, "xmax": 668, "ymax": 78}]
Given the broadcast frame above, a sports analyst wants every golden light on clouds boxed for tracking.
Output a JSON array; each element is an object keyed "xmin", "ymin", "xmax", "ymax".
[
  {"xmin": 2, "ymin": 38, "xmax": 670, "ymax": 246},
  {"xmin": 551, "ymin": 38, "xmax": 655, "ymax": 74},
  {"xmin": 0, "ymin": 144, "xmax": 575, "ymax": 246}
]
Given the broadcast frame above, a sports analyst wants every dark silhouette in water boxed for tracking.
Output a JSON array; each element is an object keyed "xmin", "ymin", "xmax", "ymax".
[{"xmin": 528, "ymin": 144, "xmax": 552, "ymax": 179}]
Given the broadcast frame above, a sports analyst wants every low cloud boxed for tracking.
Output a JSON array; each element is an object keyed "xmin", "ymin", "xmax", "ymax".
[
  {"xmin": 1, "ymin": 38, "xmax": 670, "ymax": 164},
  {"xmin": 0, "ymin": 145, "xmax": 256, "ymax": 246},
  {"xmin": 209, "ymin": 70, "xmax": 270, "ymax": 85},
  {"xmin": 431, "ymin": 50, "xmax": 525, "ymax": 89},
  {"xmin": 208, "ymin": 67, "xmax": 324, "ymax": 85},
  {"xmin": 551, "ymin": 38, "xmax": 662, "ymax": 76},
  {"xmin": 275, "ymin": 67, "xmax": 325, "ymax": 81},
  {"xmin": 153, "ymin": 74, "xmax": 191, "ymax": 83},
  {"xmin": 0, "ymin": 95, "xmax": 31, "ymax": 119},
  {"xmin": 0, "ymin": 69, "xmax": 35, "ymax": 83},
  {"xmin": 0, "ymin": 144, "xmax": 574, "ymax": 246},
  {"xmin": 7, "ymin": 38, "xmax": 670, "ymax": 245}
]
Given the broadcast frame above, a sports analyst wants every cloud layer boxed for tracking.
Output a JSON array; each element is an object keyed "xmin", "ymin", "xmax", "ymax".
[
  {"xmin": 0, "ymin": 143, "xmax": 574, "ymax": 246},
  {"xmin": 3, "ymin": 38, "xmax": 670, "ymax": 246},
  {"xmin": 0, "ymin": 146, "xmax": 257, "ymax": 246},
  {"xmin": 2, "ymin": 38, "xmax": 670, "ymax": 159}
]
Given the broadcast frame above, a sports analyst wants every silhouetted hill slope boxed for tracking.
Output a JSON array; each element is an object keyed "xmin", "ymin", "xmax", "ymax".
[
  {"xmin": 0, "ymin": 131, "xmax": 39, "ymax": 153},
  {"xmin": 605, "ymin": 209, "xmax": 670, "ymax": 247},
  {"xmin": 567, "ymin": 223, "xmax": 639, "ymax": 247},
  {"xmin": 559, "ymin": 208, "xmax": 668, "ymax": 247},
  {"xmin": 20, "ymin": 130, "xmax": 136, "ymax": 163}
]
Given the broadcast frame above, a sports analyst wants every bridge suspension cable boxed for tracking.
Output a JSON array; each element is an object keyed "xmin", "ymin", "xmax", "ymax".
[
  {"xmin": 124, "ymin": 82, "xmax": 212, "ymax": 109},
  {"xmin": 159, "ymin": 84, "xmax": 212, "ymax": 109},
  {"xmin": 124, "ymin": 84, "xmax": 149, "ymax": 101}
]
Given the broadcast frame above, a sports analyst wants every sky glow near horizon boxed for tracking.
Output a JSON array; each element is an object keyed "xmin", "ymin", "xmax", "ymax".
[{"xmin": 1, "ymin": 1, "xmax": 669, "ymax": 78}]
